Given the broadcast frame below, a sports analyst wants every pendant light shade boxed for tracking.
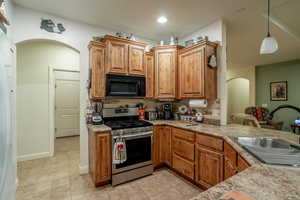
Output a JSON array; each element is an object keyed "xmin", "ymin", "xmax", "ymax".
[
  {"xmin": 260, "ymin": 35, "xmax": 278, "ymax": 54},
  {"xmin": 260, "ymin": 0, "xmax": 278, "ymax": 54}
]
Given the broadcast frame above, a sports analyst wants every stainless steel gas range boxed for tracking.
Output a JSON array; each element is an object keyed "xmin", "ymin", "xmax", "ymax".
[{"xmin": 103, "ymin": 107, "xmax": 153, "ymax": 186}]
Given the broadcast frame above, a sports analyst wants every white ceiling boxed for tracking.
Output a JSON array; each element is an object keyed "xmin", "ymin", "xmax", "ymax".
[
  {"xmin": 13, "ymin": 0, "xmax": 300, "ymax": 67},
  {"xmin": 226, "ymin": 0, "xmax": 300, "ymax": 67},
  {"xmin": 13, "ymin": 0, "xmax": 263, "ymax": 41}
]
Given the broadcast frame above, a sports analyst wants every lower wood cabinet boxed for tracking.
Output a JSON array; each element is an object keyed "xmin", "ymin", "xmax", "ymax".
[
  {"xmin": 89, "ymin": 131, "xmax": 112, "ymax": 186},
  {"xmin": 224, "ymin": 142, "xmax": 238, "ymax": 180},
  {"xmin": 224, "ymin": 157, "xmax": 237, "ymax": 180},
  {"xmin": 172, "ymin": 153, "xmax": 194, "ymax": 180},
  {"xmin": 152, "ymin": 125, "xmax": 251, "ymax": 190},
  {"xmin": 237, "ymin": 155, "xmax": 251, "ymax": 172},
  {"xmin": 195, "ymin": 145, "xmax": 224, "ymax": 189},
  {"xmin": 159, "ymin": 126, "xmax": 172, "ymax": 166},
  {"xmin": 153, "ymin": 126, "xmax": 172, "ymax": 167}
]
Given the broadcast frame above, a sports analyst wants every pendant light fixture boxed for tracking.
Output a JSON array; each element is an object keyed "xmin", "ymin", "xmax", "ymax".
[{"xmin": 260, "ymin": 0, "xmax": 278, "ymax": 54}]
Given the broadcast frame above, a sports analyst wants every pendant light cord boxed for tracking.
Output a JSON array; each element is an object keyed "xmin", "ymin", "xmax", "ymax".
[{"xmin": 267, "ymin": 0, "xmax": 270, "ymax": 37}]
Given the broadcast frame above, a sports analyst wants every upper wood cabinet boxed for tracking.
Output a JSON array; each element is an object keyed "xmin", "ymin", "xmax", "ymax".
[
  {"xmin": 89, "ymin": 41, "xmax": 106, "ymax": 99},
  {"xmin": 102, "ymin": 35, "xmax": 146, "ymax": 76},
  {"xmin": 178, "ymin": 41, "xmax": 218, "ymax": 99},
  {"xmin": 145, "ymin": 52, "xmax": 154, "ymax": 98},
  {"xmin": 106, "ymin": 39, "xmax": 128, "ymax": 74},
  {"xmin": 129, "ymin": 45, "xmax": 145, "ymax": 76},
  {"xmin": 154, "ymin": 45, "xmax": 180, "ymax": 99},
  {"xmin": 88, "ymin": 131, "xmax": 112, "ymax": 186}
]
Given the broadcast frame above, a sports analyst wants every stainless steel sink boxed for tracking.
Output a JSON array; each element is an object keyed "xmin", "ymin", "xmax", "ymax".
[{"xmin": 232, "ymin": 136, "xmax": 300, "ymax": 168}]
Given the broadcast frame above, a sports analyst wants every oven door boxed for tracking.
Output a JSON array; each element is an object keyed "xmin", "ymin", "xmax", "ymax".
[
  {"xmin": 106, "ymin": 74, "xmax": 145, "ymax": 97},
  {"xmin": 112, "ymin": 131, "xmax": 152, "ymax": 174}
]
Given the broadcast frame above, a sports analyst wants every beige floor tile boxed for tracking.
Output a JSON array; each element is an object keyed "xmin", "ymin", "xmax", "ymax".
[{"xmin": 17, "ymin": 136, "xmax": 203, "ymax": 200}]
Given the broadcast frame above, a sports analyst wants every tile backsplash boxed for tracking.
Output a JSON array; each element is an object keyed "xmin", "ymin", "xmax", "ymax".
[{"xmin": 87, "ymin": 98, "xmax": 220, "ymax": 119}]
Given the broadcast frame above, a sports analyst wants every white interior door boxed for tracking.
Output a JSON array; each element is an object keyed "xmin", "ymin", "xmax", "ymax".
[{"xmin": 55, "ymin": 71, "xmax": 80, "ymax": 138}]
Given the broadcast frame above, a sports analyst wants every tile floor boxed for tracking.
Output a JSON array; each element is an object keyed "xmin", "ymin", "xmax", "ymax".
[{"xmin": 17, "ymin": 136, "xmax": 202, "ymax": 200}]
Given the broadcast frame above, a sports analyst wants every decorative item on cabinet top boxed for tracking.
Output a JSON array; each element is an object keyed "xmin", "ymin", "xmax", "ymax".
[
  {"xmin": 101, "ymin": 34, "xmax": 147, "ymax": 47},
  {"xmin": 0, "ymin": 0, "xmax": 10, "ymax": 25}
]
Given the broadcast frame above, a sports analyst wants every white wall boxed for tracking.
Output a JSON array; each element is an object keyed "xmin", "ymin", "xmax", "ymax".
[
  {"xmin": 227, "ymin": 66, "xmax": 256, "ymax": 106},
  {"xmin": 179, "ymin": 20, "xmax": 228, "ymax": 125},
  {"xmin": 16, "ymin": 40, "xmax": 80, "ymax": 161},
  {"xmin": 227, "ymin": 78, "xmax": 250, "ymax": 120},
  {"xmin": 13, "ymin": 5, "xmax": 157, "ymax": 173}
]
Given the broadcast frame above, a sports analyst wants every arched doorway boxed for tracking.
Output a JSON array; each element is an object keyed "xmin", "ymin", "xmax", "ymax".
[
  {"xmin": 16, "ymin": 39, "xmax": 80, "ymax": 161},
  {"xmin": 227, "ymin": 78, "xmax": 250, "ymax": 121}
]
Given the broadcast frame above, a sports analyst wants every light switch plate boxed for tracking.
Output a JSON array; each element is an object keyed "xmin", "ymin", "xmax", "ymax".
[{"xmin": 262, "ymin": 104, "xmax": 268, "ymax": 108}]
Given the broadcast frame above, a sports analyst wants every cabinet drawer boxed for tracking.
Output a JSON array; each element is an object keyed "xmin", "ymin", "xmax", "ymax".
[
  {"xmin": 172, "ymin": 128, "xmax": 195, "ymax": 143},
  {"xmin": 196, "ymin": 134, "xmax": 223, "ymax": 152},
  {"xmin": 172, "ymin": 153, "xmax": 194, "ymax": 180},
  {"xmin": 172, "ymin": 136, "xmax": 195, "ymax": 161}
]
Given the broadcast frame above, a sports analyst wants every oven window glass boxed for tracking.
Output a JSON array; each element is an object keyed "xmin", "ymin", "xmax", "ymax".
[
  {"xmin": 110, "ymin": 81, "xmax": 137, "ymax": 95},
  {"xmin": 115, "ymin": 136, "xmax": 151, "ymax": 169}
]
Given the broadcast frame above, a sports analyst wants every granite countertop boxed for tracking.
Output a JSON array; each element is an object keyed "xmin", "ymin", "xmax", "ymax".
[
  {"xmin": 87, "ymin": 124, "xmax": 111, "ymax": 132},
  {"xmin": 87, "ymin": 120, "xmax": 300, "ymax": 199}
]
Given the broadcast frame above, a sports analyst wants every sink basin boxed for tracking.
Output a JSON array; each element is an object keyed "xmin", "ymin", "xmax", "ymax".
[{"xmin": 232, "ymin": 136, "xmax": 300, "ymax": 168}]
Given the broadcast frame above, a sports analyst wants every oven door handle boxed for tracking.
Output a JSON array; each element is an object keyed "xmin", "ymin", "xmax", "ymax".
[{"xmin": 112, "ymin": 131, "xmax": 153, "ymax": 140}]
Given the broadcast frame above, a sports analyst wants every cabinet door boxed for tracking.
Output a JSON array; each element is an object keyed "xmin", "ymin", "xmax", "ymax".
[
  {"xmin": 153, "ymin": 126, "xmax": 162, "ymax": 168},
  {"xmin": 106, "ymin": 40, "xmax": 128, "ymax": 74},
  {"xmin": 224, "ymin": 157, "xmax": 237, "ymax": 180},
  {"xmin": 159, "ymin": 126, "xmax": 172, "ymax": 166},
  {"xmin": 237, "ymin": 155, "xmax": 250, "ymax": 172},
  {"xmin": 145, "ymin": 53, "xmax": 154, "ymax": 98},
  {"xmin": 155, "ymin": 49, "xmax": 177, "ymax": 98},
  {"xmin": 178, "ymin": 46, "xmax": 205, "ymax": 98},
  {"xmin": 89, "ymin": 45, "xmax": 105, "ymax": 99},
  {"xmin": 129, "ymin": 45, "xmax": 145, "ymax": 76},
  {"xmin": 195, "ymin": 146, "xmax": 223, "ymax": 188},
  {"xmin": 95, "ymin": 133, "xmax": 112, "ymax": 184}
]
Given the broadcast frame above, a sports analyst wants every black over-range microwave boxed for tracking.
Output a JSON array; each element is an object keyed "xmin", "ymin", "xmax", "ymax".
[{"xmin": 106, "ymin": 74, "xmax": 145, "ymax": 97}]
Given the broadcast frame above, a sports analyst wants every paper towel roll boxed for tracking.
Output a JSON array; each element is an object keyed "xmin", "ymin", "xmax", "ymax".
[{"xmin": 189, "ymin": 99, "xmax": 207, "ymax": 108}]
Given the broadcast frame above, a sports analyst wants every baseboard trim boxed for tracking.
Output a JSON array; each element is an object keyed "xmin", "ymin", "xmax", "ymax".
[
  {"xmin": 17, "ymin": 152, "xmax": 51, "ymax": 162},
  {"xmin": 80, "ymin": 165, "xmax": 89, "ymax": 175}
]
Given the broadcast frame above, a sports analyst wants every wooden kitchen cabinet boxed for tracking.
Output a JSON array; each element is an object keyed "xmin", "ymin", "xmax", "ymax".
[
  {"xmin": 195, "ymin": 145, "xmax": 224, "ymax": 189},
  {"xmin": 102, "ymin": 35, "xmax": 146, "ymax": 76},
  {"xmin": 153, "ymin": 126, "xmax": 162, "ymax": 168},
  {"xmin": 106, "ymin": 39, "xmax": 128, "ymax": 74},
  {"xmin": 145, "ymin": 52, "xmax": 154, "ymax": 98},
  {"xmin": 172, "ymin": 128, "xmax": 195, "ymax": 180},
  {"xmin": 154, "ymin": 45, "xmax": 180, "ymax": 99},
  {"xmin": 154, "ymin": 125, "xmax": 172, "ymax": 167},
  {"xmin": 172, "ymin": 128, "xmax": 195, "ymax": 162},
  {"xmin": 178, "ymin": 41, "xmax": 218, "ymax": 99},
  {"xmin": 224, "ymin": 142, "xmax": 238, "ymax": 180},
  {"xmin": 159, "ymin": 126, "xmax": 172, "ymax": 166},
  {"xmin": 128, "ymin": 45, "xmax": 145, "ymax": 76},
  {"xmin": 89, "ymin": 131, "xmax": 112, "ymax": 186},
  {"xmin": 172, "ymin": 153, "xmax": 194, "ymax": 180},
  {"xmin": 88, "ymin": 41, "xmax": 106, "ymax": 99},
  {"xmin": 237, "ymin": 155, "xmax": 250, "ymax": 172}
]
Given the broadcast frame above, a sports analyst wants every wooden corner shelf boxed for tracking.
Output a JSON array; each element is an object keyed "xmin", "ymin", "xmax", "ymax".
[{"xmin": 0, "ymin": 12, "xmax": 10, "ymax": 25}]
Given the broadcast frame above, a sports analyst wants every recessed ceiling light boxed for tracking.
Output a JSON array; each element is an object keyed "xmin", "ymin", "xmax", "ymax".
[{"xmin": 157, "ymin": 16, "xmax": 168, "ymax": 24}]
